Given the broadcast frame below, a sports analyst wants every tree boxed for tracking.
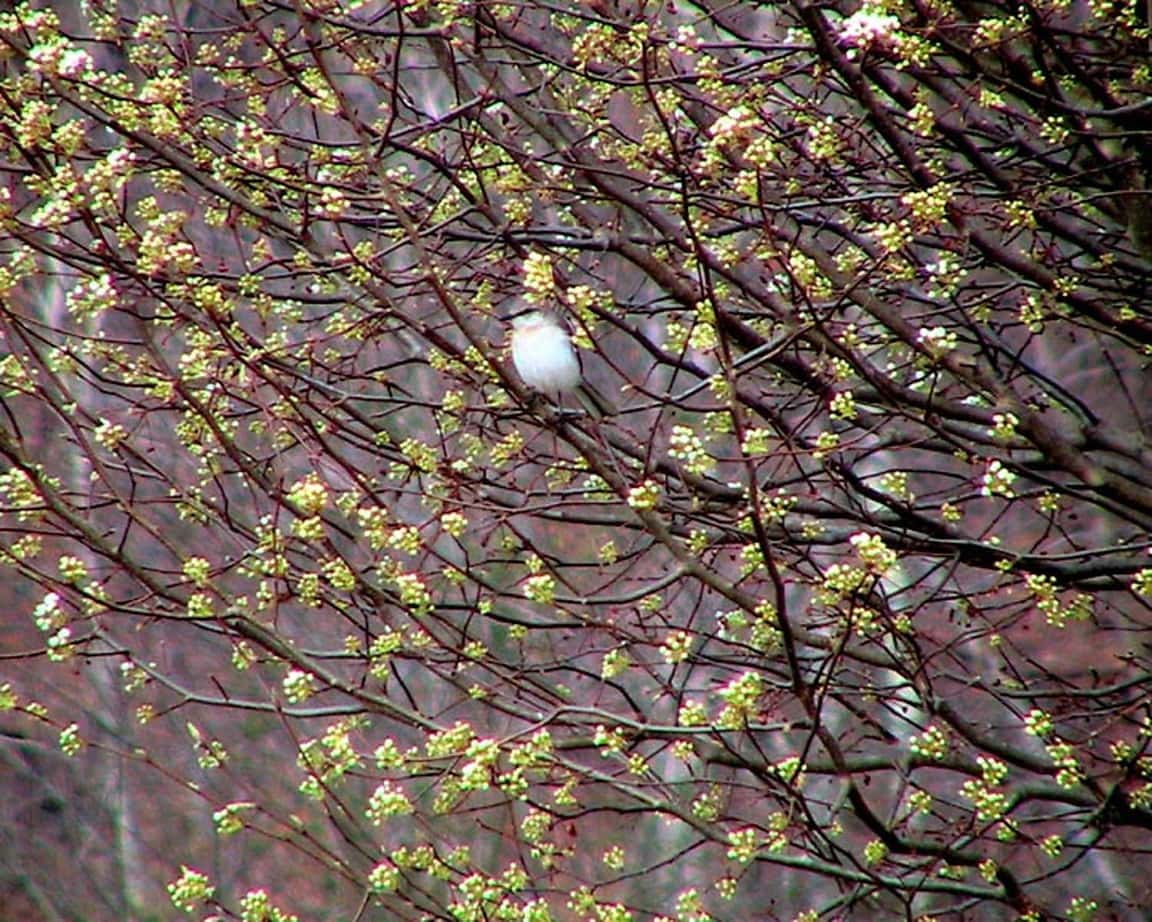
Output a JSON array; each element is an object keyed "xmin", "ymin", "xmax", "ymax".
[{"xmin": 1, "ymin": 0, "xmax": 1151, "ymax": 919}]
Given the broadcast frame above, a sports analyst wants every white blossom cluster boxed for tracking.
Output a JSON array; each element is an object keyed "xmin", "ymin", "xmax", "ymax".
[{"xmin": 839, "ymin": 8, "xmax": 901, "ymax": 54}]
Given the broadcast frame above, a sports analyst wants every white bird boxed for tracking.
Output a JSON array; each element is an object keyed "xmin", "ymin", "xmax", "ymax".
[{"xmin": 509, "ymin": 311, "xmax": 614, "ymax": 417}]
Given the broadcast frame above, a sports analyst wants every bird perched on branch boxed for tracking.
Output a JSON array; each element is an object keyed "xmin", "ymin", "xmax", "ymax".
[{"xmin": 509, "ymin": 310, "xmax": 615, "ymax": 418}]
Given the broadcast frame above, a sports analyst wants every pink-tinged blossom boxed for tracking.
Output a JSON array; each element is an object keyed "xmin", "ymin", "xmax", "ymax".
[
  {"xmin": 28, "ymin": 43, "xmax": 94, "ymax": 78},
  {"xmin": 58, "ymin": 48, "xmax": 94, "ymax": 77},
  {"xmin": 839, "ymin": 8, "xmax": 901, "ymax": 52}
]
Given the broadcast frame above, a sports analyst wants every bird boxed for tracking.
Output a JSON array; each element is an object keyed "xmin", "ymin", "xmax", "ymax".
[{"xmin": 509, "ymin": 310, "xmax": 615, "ymax": 417}]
